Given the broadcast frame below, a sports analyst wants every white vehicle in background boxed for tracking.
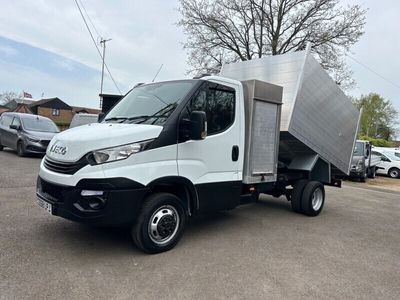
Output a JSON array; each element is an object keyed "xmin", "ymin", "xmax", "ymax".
[
  {"xmin": 371, "ymin": 149, "xmax": 400, "ymax": 178},
  {"xmin": 69, "ymin": 113, "xmax": 98, "ymax": 128},
  {"xmin": 372, "ymin": 147, "xmax": 400, "ymax": 159}
]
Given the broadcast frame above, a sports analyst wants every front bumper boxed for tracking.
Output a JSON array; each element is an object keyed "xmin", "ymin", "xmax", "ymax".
[
  {"xmin": 36, "ymin": 176, "xmax": 149, "ymax": 226},
  {"xmin": 25, "ymin": 140, "xmax": 49, "ymax": 154},
  {"xmin": 349, "ymin": 170, "xmax": 365, "ymax": 178}
]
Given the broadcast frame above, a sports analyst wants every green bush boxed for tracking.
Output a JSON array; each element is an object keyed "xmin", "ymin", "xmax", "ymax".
[{"xmin": 358, "ymin": 135, "xmax": 395, "ymax": 147}]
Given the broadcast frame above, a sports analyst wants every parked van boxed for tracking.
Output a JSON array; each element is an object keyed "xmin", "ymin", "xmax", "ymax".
[
  {"xmin": 69, "ymin": 113, "xmax": 98, "ymax": 128},
  {"xmin": 0, "ymin": 112, "xmax": 59, "ymax": 156},
  {"xmin": 372, "ymin": 147, "xmax": 400, "ymax": 159},
  {"xmin": 371, "ymin": 149, "xmax": 400, "ymax": 178}
]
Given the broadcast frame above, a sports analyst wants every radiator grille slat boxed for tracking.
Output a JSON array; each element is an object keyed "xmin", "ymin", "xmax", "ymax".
[{"xmin": 43, "ymin": 156, "xmax": 88, "ymax": 175}]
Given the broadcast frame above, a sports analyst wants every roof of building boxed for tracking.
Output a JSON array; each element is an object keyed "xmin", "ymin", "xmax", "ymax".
[
  {"xmin": 28, "ymin": 97, "xmax": 72, "ymax": 110},
  {"xmin": 0, "ymin": 107, "xmax": 9, "ymax": 114},
  {"xmin": 72, "ymin": 106, "xmax": 101, "ymax": 115}
]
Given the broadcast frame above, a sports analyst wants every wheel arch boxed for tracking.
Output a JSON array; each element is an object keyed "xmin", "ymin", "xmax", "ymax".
[{"xmin": 145, "ymin": 176, "xmax": 198, "ymax": 216}]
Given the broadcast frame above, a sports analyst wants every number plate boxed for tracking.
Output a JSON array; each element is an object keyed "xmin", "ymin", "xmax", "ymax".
[{"xmin": 37, "ymin": 197, "xmax": 52, "ymax": 214}]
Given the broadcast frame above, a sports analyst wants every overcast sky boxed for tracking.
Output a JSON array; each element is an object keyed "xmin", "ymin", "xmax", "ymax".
[{"xmin": 0, "ymin": 0, "xmax": 399, "ymax": 121}]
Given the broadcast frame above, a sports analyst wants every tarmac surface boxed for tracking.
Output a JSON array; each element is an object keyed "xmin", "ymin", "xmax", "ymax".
[{"xmin": 1, "ymin": 148, "xmax": 399, "ymax": 299}]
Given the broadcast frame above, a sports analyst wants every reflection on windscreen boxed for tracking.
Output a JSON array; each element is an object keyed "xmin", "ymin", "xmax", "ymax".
[
  {"xmin": 105, "ymin": 80, "xmax": 197, "ymax": 126},
  {"xmin": 22, "ymin": 118, "xmax": 59, "ymax": 133},
  {"xmin": 353, "ymin": 142, "xmax": 364, "ymax": 156}
]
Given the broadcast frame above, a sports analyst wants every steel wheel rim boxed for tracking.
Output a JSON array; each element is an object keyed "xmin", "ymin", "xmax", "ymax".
[
  {"xmin": 148, "ymin": 205, "xmax": 180, "ymax": 245},
  {"xmin": 311, "ymin": 188, "xmax": 323, "ymax": 211},
  {"xmin": 390, "ymin": 170, "xmax": 398, "ymax": 178}
]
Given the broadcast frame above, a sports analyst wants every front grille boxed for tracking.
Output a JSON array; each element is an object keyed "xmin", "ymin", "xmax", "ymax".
[
  {"xmin": 40, "ymin": 140, "xmax": 50, "ymax": 147},
  {"xmin": 39, "ymin": 178, "xmax": 65, "ymax": 202},
  {"xmin": 43, "ymin": 156, "xmax": 88, "ymax": 175}
]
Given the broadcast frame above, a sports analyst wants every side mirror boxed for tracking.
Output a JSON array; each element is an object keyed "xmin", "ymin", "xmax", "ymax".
[
  {"xmin": 98, "ymin": 112, "xmax": 105, "ymax": 122},
  {"xmin": 365, "ymin": 149, "xmax": 370, "ymax": 159},
  {"xmin": 180, "ymin": 111, "xmax": 207, "ymax": 141},
  {"xmin": 10, "ymin": 124, "xmax": 20, "ymax": 130}
]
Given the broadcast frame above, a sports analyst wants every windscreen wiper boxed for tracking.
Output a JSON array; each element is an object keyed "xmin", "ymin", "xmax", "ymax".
[{"xmin": 104, "ymin": 117, "xmax": 128, "ymax": 122}]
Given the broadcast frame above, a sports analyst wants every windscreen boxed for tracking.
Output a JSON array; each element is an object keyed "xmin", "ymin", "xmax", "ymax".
[
  {"xmin": 22, "ymin": 117, "xmax": 59, "ymax": 133},
  {"xmin": 353, "ymin": 142, "xmax": 364, "ymax": 156},
  {"xmin": 104, "ymin": 80, "xmax": 198, "ymax": 126}
]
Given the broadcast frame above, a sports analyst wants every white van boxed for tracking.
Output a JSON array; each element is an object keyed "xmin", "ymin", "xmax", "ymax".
[
  {"xmin": 371, "ymin": 149, "xmax": 400, "ymax": 178},
  {"xmin": 69, "ymin": 113, "xmax": 98, "ymax": 128}
]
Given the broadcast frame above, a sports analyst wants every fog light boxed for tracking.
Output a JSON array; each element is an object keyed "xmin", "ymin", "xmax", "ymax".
[
  {"xmin": 87, "ymin": 197, "xmax": 106, "ymax": 210},
  {"xmin": 81, "ymin": 190, "xmax": 104, "ymax": 197}
]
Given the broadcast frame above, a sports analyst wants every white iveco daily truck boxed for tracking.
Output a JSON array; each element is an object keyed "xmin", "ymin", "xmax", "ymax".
[{"xmin": 36, "ymin": 47, "xmax": 360, "ymax": 253}]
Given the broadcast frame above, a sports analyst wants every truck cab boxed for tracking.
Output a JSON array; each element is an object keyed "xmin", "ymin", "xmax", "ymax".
[
  {"xmin": 38, "ymin": 77, "xmax": 250, "ymax": 252},
  {"xmin": 349, "ymin": 140, "xmax": 379, "ymax": 181}
]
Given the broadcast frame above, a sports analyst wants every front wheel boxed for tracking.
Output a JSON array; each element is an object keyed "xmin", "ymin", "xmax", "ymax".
[
  {"xmin": 301, "ymin": 181, "xmax": 325, "ymax": 216},
  {"xmin": 17, "ymin": 141, "xmax": 25, "ymax": 157},
  {"xmin": 388, "ymin": 168, "xmax": 400, "ymax": 179},
  {"xmin": 132, "ymin": 193, "xmax": 186, "ymax": 254},
  {"xmin": 367, "ymin": 167, "xmax": 376, "ymax": 179}
]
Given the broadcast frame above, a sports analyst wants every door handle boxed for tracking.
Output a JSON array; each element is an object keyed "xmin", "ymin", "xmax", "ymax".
[{"xmin": 232, "ymin": 145, "xmax": 239, "ymax": 161}]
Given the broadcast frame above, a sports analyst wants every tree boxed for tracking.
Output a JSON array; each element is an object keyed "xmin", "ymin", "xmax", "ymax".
[
  {"xmin": 0, "ymin": 91, "xmax": 22, "ymax": 106},
  {"xmin": 178, "ymin": 0, "xmax": 366, "ymax": 89},
  {"xmin": 353, "ymin": 93, "xmax": 398, "ymax": 141}
]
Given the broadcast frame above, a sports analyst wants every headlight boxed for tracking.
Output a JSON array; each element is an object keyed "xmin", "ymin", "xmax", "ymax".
[
  {"xmin": 26, "ymin": 136, "xmax": 40, "ymax": 143},
  {"xmin": 89, "ymin": 139, "xmax": 154, "ymax": 165},
  {"xmin": 356, "ymin": 159, "xmax": 363, "ymax": 170}
]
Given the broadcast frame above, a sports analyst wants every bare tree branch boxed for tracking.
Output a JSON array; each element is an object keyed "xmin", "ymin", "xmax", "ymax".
[{"xmin": 178, "ymin": 0, "xmax": 366, "ymax": 89}]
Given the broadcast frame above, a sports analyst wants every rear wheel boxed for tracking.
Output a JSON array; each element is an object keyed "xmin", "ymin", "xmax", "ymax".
[
  {"xmin": 388, "ymin": 168, "xmax": 400, "ymax": 179},
  {"xmin": 301, "ymin": 181, "xmax": 325, "ymax": 216},
  {"xmin": 132, "ymin": 193, "xmax": 186, "ymax": 254},
  {"xmin": 17, "ymin": 141, "xmax": 25, "ymax": 157},
  {"xmin": 290, "ymin": 180, "xmax": 308, "ymax": 213}
]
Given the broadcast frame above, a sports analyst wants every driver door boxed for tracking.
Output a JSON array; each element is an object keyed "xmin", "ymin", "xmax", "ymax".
[{"xmin": 177, "ymin": 81, "xmax": 242, "ymax": 213}]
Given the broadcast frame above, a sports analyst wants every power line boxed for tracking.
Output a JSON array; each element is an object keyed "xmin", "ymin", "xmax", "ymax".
[
  {"xmin": 346, "ymin": 53, "xmax": 400, "ymax": 90},
  {"xmin": 152, "ymin": 64, "xmax": 163, "ymax": 82},
  {"xmin": 77, "ymin": 0, "xmax": 101, "ymax": 39},
  {"xmin": 73, "ymin": 0, "xmax": 122, "ymax": 95}
]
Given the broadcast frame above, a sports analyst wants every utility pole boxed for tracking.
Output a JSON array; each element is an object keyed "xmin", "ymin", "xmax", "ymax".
[{"xmin": 100, "ymin": 38, "xmax": 112, "ymax": 96}]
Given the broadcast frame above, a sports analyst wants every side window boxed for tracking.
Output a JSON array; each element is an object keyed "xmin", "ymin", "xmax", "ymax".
[
  {"xmin": 372, "ymin": 151, "xmax": 381, "ymax": 157},
  {"xmin": 12, "ymin": 117, "xmax": 21, "ymax": 127},
  {"xmin": 1, "ymin": 115, "xmax": 13, "ymax": 126},
  {"xmin": 191, "ymin": 83, "xmax": 235, "ymax": 135}
]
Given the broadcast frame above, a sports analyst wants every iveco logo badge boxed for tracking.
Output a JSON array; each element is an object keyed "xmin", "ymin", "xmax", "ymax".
[{"xmin": 49, "ymin": 144, "xmax": 67, "ymax": 155}]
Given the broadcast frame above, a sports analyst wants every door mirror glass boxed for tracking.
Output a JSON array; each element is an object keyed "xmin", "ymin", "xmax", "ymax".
[
  {"xmin": 180, "ymin": 111, "xmax": 207, "ymax": 141},
  {"xmin": 10, "ymin": 124, "xmax": 20, "ymax": 130}
]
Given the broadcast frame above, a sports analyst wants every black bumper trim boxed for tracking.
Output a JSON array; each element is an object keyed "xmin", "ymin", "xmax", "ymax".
[{"xmin": 37, "ymin": 177, "xmax": 149, "ymax": 226}]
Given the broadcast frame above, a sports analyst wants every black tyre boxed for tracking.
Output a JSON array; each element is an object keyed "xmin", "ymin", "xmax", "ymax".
[
  {"xmin": 359, "ymin": 170, "xmax": 367, "ymax": 182},
  {"xmin": 132, "ymin": 193, "xmax": 186, "ymax": 254},
  {"xmin": 388, "ymin": 167, "xmax": 400, "ymax": 179},
  {"xmin": 301, "ymin": 181, "xmax": 325, "ymax": 217},
  {"xmin": 17, "ymin": 141, "xmax": 25, "ymax": 157},
  {"xmin": 367, "ymin": 167, "xmax": 376, "ymax": 179},
  {"xmin": 0, "ymin": 143, "xmax": 3, "ymax": 151},
  {"xmin": 290, "ymin": 179, "xmax": 308, "ymax": 213}
]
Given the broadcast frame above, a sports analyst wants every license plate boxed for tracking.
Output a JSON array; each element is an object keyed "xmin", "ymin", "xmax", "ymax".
[{"xmin": 37, "ymin": 197, "xmax": 52, "ymax": 214}]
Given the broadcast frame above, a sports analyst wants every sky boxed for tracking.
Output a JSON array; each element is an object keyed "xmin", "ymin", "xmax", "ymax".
[{"xmin": 0, "ymin": 0, "xmax": 399, "ymax": 119}]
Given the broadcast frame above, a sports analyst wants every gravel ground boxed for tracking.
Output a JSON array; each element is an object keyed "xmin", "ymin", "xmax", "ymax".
[{"xmin": 1, "ymin": 149, "xmax": 399, "ymax": 299}]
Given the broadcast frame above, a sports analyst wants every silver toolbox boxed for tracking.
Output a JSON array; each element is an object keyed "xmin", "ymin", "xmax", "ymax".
[{"xmin": 241, "ymin": 80, "xmax": 282, "ymax": 184}]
